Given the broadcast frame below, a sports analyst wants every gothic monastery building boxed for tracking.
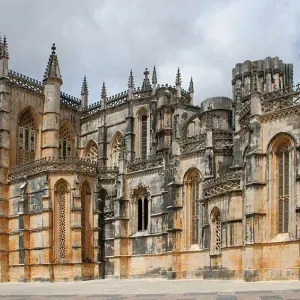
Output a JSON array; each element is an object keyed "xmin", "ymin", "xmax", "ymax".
[{"xmin": 0, "ymin": 36, "xmax": 299, "ymax": 282}]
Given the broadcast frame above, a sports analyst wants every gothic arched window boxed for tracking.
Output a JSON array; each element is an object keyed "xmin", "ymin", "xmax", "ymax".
[
  {"xmin": 278, "ymin": 144, "xmax": 290, "ymax": 233},
  {"xmin": 59, "ymin": 123, "xmax": 73, "ymax": 158},
  {"xmin": 184, "ymin": 169, "xmax": 201, "ymax": 246},
  {"xmin": 18, "ymin": 110, "xmax": 37, "ymax": 164},
  {"xmin": 112, "ymin": 134, "xmax": 123, "ymax": 168},
  {"xmin": 85, "ymin": 140, "xmax": 98, "ymax": 162},
  {"xmin": 211, "ymin": 207, "xmax": 221, "ymax": 254},
  {"xmin": 269, "ymin": 134, "xmax": 293, "ymax": 234}
]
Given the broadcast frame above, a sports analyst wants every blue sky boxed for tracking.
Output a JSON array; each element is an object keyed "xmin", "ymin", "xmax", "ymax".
[{"xmin": 1, "ymin": 0, "xmax": 300, "ymax": 105}]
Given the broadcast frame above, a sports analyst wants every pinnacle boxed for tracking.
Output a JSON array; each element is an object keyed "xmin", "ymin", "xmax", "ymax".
[
  {"xmin": 152, "ymin": 65, "xmax": 157, "ymax": 85},
  {"xmin": 128, "ymin": 70, "xmax": 134, "ymax": 89},
  {"xmin": 101, "ymin": 81, "xmax": 107, "ymax": 99},
  {"xmin": 43, "ymin": 42, "xmax": 62, "ymax": 83},
  {"xmin": 142, "ymin": 67, "xmax": 151, "ymax": 91},
  {"xmin": 189, "ymin": 77, "xmax": 194, "ymax": 93},
  {"xmin": 81, "ymin": 75, "xmax": 88, "ymax": 95},
  {"xmin": 0, "ymin": 35, "xmax": 9, "ymax": 58},
  {"xmin": 176, "ymin": 67, "xmax": 182, "ymax": 86}
]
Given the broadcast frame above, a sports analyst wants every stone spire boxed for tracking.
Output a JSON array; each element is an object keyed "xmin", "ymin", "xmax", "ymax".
[
  {"xmin": 128, "ymin": 70, "xmax": 134, "ymax": 89},
  {"xmin": 141, "ymin": 68, "xmax": 151, "ymax": 91},
  {"xmin": 101, "ymin": 81, "xmax": 107, "ymax": 100},
  {"xmin": 189, "ymin": 77, "xmax": 194, "ymax": 93},
  {"xmin": 81, "ymin": 76, "xmax": 88, "ymax": 95},
  {"xmin": 43, "ymin": 43, "xmax": 62, "ymax": 83},
  {"xmin": 152, "ymin": 65, "xmax": 157, "ymax": 85},
  {"xmin": 175, "ymin": 67, "xmax": 182, "ymax": 86},
  {"xmin": 0, "ymin": 35, "xmax": 9, "ymax": 58},
  {"xmin": 81, "ymin": 76, "xmax": 88, "ymax": 108}
]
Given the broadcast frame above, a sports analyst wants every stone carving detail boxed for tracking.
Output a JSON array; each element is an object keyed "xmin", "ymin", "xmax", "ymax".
[
  {"xmin": 8, "ymin": 157, "xmax": 98, "ymax": 181},
  {"xmin": 203, "ymin": 171, "xmax": 242, "ymax": 199},
  {"xmin": 180, "ymin": 134, "xmax": 206, "ymax": 154},
  {"xmin": 57, "ymin": 182, "xmax": 67, "ymax": 259},
  {"xmin": 127, "ymin": 154, "xmax": 163, "ymax": 173},
  {"xmin": 104, "ymin": 205, "xmax": 114, "ymax": 220},
  {"xmin": 261, "ymin": 85, "xmax": 300, "ymax": 113},
  {"xmin": 205, "ymin": 150, "xmax": 213, "ymax": 176}
]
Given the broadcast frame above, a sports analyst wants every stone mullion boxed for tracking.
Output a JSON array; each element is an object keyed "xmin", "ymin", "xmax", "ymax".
[{"xmin": 0, "ymin": 77, "xmax": 10, "ymax": 282}]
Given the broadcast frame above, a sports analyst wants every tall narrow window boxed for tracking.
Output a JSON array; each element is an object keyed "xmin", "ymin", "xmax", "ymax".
[
  {"xmin": 57, "ymin": 182, "xmax": 67, "ymax": 259},
  {"xmin": 141, "ymin": 115, "xmax": 147, "ymax": 158},
  {"xmin": 137, "ymin": 197, "xmax": 148, "ymax": 231},
  {"xmin": 18, "ymin": 111, "xmax": 36, "ymax": 164},
  {"xmin": 112, "ymin": 134, "xmax": 123, "ymax": 168},
  {"xmin": 278, "ymin": 145, "xmax": 289, "ymax": 233},
  {"xmin": 211, "ymin": 207, "xmax": 221, "ymax": 254},
  {"xmin": 191, "ymin": 179, "xmax": 199, "ymax": 244},
  {"xmin": 59, "ymin": 123, "xmax": 73, "ymax": 158},
  {"xmin": 184, "ymin": 169, "xmax": 201, "ymax": 246}
]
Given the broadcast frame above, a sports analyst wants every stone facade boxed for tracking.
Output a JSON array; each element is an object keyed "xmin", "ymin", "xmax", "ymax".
[{"xmin": 0, "ymin": 38, "xmax": 299, "ymax": 282}]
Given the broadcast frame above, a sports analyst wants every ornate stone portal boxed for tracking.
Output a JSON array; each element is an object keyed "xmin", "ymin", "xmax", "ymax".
[{"xmin": 0, "ymin": 39, "xmax": 299, "ymax": 282}]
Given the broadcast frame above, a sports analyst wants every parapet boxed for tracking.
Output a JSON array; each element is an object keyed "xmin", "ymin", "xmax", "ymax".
[{"xmin": 201, "ymin": 96, "xmax": 232, "ymax": 112}]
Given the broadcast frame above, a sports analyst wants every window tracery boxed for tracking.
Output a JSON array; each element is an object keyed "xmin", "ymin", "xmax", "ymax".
[
  {"xmin": 86, "ymin": 141, "xmax": 98, "ymax": 162},
  {"xmin": 18, "ymin": 111, "xmax": 36, "ymax": 164},
  {"xmin": 56, "ymin": 181, "xmax": 67, "ymax": 259},
  {"xmin": 277, "ymin": 144, "xmax": 289, "ymax": 233},
  {"xmin": 59, "ymin": 123, "xmax": 73, "ymax": 158},
  {"xmin": 211, "ymin": 207, "xmax": 221, "ymax": 253},
  {"xmin": 141, "ymin": 114, "xmax": 147, "ymax": 158}
]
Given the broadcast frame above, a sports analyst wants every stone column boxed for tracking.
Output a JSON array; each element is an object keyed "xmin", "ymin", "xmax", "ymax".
[{"xmin": 113, "ymin": 147, "xmax": 129, "ymax": 278}]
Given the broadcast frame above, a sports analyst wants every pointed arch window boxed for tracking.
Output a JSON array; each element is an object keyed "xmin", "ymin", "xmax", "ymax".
[
  {"xmin": 141, "ymin": 114, "xmax": 147, "ymax": 158},
  {"xmin": 18, "ymin": 111, "xmax": 36, "ymax": 164},
  {"xmin": 59, "ymin": 123, "xmax": 73, "ymax": 158},
  {"xmin": 85, "ymin": 141, "xmax": 98, "ymax": 162},
  {"xmin": 112, "ymin": 135, "xmax": 123, "ymax": 168},
  {"xmin": 184, "ymin": 169, "xmax": 201, "ymax": 246},
  {"xmin": 278, "ymin": 144, "xmax": 289, "ymax": 233}
]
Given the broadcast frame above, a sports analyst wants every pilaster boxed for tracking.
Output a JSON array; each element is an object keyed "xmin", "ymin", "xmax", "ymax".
[{"xmin": 0, "ymin": 75, "xmax": 10, "ymax": 282}]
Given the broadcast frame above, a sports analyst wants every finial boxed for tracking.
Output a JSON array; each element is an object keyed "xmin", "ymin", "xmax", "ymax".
[
  {"xmin": 81, "ymin": 75, "xmax": 88, "ymax": 95},
  {"xmin": 189, "ymin": 77, "xmax": 194, "ymax": 93},
  {"xmin": 101, "ymin": 81, "xmax": 107, "ymax": 99},
  {"xmin": 141, "ymin": 67, "xmax": 151, "ymax": 91},
  {"xmin": 51, "ymin": 43, "xmax": 56, "ymax": 54},
  {"xmin": 152, "ymin": 65, "xmax": 157, "ymax": 85},
  {"xmin": 128, "ymin": 70, "xmax": 134, "ymax": 88},
  {"xmin": 176, "ymin": 67, "xmax": 182, "ymax": 86},
  {"xmin": 43, "ymin": 42, "xmax": 62, "ymax": 82}
]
